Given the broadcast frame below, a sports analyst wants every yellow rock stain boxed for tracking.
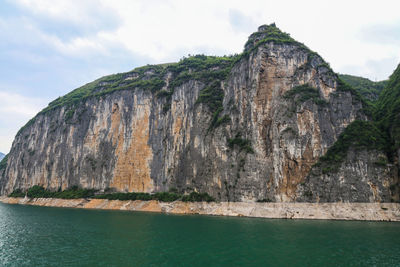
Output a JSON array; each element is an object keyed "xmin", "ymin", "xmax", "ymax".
[{"xmin": 110, "ymin": 100, "xmax": 154, "ymax": 192}]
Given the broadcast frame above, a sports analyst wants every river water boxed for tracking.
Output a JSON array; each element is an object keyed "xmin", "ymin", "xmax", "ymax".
[{"xmin": 0, "ymin": 203, "xmax": 399, "ymax": 266}]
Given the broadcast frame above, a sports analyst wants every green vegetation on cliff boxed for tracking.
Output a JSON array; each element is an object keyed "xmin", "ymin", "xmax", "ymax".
[
  {"xmin": 17, "ymin": 54, "xmax": 238, "ymax": 136},
  {"xmin": 168, "ymin": 55, "xmax": 234, "ymax": 87},
  {"xmin": 242, "ymin": 24, "xmax": 338, "ymax": 81},
  {"xmin": 335, "ymin": 78, "xmax": 375, "ymax": 117},
  {"xmin": 55, "ymin": 55, "xmax": 234, "ymax": 114},
  {"xmin": 16, "ymin": 24, "xmax": 369, "ymax": 139},
  {"xmin": 375, "ymin": 64, "xmax": 400, "ymax": 150},
  {"xmin": 244, "ymin": 23, "xmax": 297, "ymax": 51},
  {"xmin": 94, "ymin": 191, "xmax": 215, "ymax": 202},
  {"xmin": 314, "ymin": 64, "xmax": 400, "ymax": 174},
  {"xmin": 284, "ymin": 84, "xmax": 327, "ymax": 106},
  {"xmin": 245, "ymin": 25, "xmax": 377, "ymax": 120},
  {"xmin": 167, "ymin": 55, "xmax": 235, "ymax": 128},
  {"xmin": 196, "ymin": 80, "xmax": 231, "ymax": 130},
  {"xmin": 8, "ymin": 189, "xmax": 24, "ymax": 198},
  {"xmin": 316, "ymin": 120, "xmax": 388, "ymax": 173},
  {"xmin": 227, "ymin": 133, "xmax": 254, "ymax": 154},
  {"xmin": 0, "ymin": 154, "xmax": 8, "ymax": 175},
  {"xmin": 339, "ymin": 74, "xmax": 387, "ymax": 102},
  {"xmin": 25, "ymin": 185, "xmax": 96, "ymax": 199}
]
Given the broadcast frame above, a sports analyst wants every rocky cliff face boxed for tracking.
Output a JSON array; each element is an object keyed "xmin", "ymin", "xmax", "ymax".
[
  {"xmin": 298, "ymin": 148, "xmax": 396, "ymax": 202},
  {"xmin": 0, "ymin": 24, "xmax": 397, "ymax": 202}
]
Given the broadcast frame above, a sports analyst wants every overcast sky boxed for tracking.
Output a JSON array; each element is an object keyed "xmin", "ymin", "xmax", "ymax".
[{"xmin": 0, "ymin": 0, "xmax": 399, "ymax": 153}]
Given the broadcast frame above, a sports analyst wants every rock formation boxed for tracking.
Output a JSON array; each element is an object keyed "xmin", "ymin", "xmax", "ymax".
[{"xmin": 1, "ymin": 24, "xmax": 398, "ymax": 202}]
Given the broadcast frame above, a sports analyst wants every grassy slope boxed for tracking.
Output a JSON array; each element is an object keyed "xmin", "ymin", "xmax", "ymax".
[
  {"xmin": 375, "ymin": 64, "xmax": 400, "ymax": 150},
  {"xmin": 339, "ymin": 74, "xmax": 388, "ymax": 102}
]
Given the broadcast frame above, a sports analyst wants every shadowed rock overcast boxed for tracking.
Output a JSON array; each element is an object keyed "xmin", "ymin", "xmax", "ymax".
[{"xmin": 1, "ymin": 0, "xmax": 400, "ymax": 153}]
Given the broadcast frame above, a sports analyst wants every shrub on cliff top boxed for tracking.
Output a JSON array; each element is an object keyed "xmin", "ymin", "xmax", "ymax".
[{"xmin": 244, "ymin": 23, "xmax": 296, "ymax": 51}]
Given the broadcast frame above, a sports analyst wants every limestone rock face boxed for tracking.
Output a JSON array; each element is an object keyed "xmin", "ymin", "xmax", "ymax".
[
  {"xmin": 297, "ymin": 149, "xmax": 397, "ymax": 202},
  {"xmin": 213, "ymin": 42, "xmax": 368, "ymax": 202},
  {"xmin": 0, "ymin": 25, "xmax": 395, "ymax": 202}
]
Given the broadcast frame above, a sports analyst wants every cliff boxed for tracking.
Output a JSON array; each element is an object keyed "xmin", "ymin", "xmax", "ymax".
[{"xmin": 0, "ymin": 24, "xmax": 398, "ymax": 203}]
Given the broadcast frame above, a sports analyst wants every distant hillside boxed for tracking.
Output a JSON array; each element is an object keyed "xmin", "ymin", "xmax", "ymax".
[
  {"xmin": 375, "ymin": 64, "xmax": 400, "ymax": 151},
  {"xmin": 0, "ymin": 153, "xmax": 4, "ymax": 161},
  {"xmin": 339, "ymin": 74, "xmax": 387, "ymax": 101}
]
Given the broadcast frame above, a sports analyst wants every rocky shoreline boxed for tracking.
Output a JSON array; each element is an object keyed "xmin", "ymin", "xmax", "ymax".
[{"xmin": 1, "ymin": 197, "xmax": 400, "ymax": 221}]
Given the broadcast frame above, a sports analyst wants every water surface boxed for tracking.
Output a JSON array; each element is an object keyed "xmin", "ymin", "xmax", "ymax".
[{"xmin": 1, "ymin": 203, "xmax": 399, "ymax": 266}]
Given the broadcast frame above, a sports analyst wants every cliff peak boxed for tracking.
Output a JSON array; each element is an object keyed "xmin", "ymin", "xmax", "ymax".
[
  {"xmin": 257, "ymin": 23, "xmax": 277, "ymax": 32},
  {"xmin": 244, "ymin": 23, "xmax": 296, "ymax": 52}
]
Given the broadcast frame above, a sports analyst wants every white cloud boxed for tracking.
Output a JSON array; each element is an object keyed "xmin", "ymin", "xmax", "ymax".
[
  {"xmin": 0, "ymin": 91, "xmax": 46, "ymax": 118},
  {"xmin": 46, "ymin": 34, "xmax": 108, "ymax": 56},
  {"xmin": 9, "ymin": 0, "xmax": 400, "ymax": 79},
  {"xmin": 339, "ymin": 57, "xmax": 399, "ymax": 82},
  {"xmin": 12, "ymin": 0, "xmax": 113, "ymax": 26},
  {"xmin": 0, "ymin": 91, "xmax": 48, "ymax": 153},
  {"xmin": 0, "ymin": 133, "xmax": 16, "ymax": 155},
  {"xmin": 0, "ymin": 16, "xmax": 105, "ymax": 58}
]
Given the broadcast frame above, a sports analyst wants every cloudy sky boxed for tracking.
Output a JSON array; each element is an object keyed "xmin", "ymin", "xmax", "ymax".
[{"xmin": 0, "ymin": 0, "xmax": 399, "ymax": 153}]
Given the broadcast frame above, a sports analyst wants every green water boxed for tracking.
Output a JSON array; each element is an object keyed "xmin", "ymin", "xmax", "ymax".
[{"xmin": 0, "ymin": 203, "xmax": 399, "ymax": 267}]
